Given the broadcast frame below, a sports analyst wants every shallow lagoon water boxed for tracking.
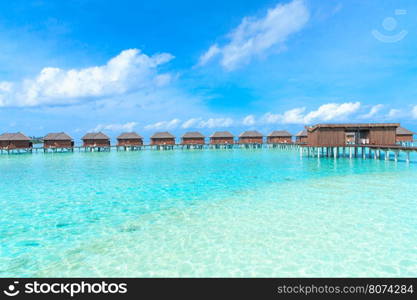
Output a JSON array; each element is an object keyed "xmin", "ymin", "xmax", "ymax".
[{"xmin": 0, "ymin": 148, "xmax": 416, "ymax": 277}]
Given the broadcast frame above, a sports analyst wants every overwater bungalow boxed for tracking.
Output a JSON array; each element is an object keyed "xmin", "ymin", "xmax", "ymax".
[
  {"xmin": 150, "ymin": 132, "xmax": 175, "ymax": 146},
  {"xmin": 181, "ymin": 132, "xmax": 205, "ymax": 145},
  {"xmin": 306, "ymin": 123, "xmax": 399, "ymax": 146},
  {"xmin": 267, "ymin": 130, "xmax": 292, "ymax": 144},
  {"xmin": 117, "ymin": 132, "xmax": 143, "ymax": 147},
  {"xmin": 0, "ymin": 132, "xmax": 32, "ymax": 150},
  {"xmin": 295, "ymin": 130, "xmax": 308, "ymax": 144},
  {"xmin": 396, "ymin": 127, "xmax": 414, "ymax": 144},
  {"xmin": 82, "ymin": 132, "xmax": 111, "ymax": 148},
  {"xmin": 43, "ymin": 132, "xmax": 74, "ymax": 149},
  {"xmin": 239, "ymin": 131, "xmax": 263, "ymax": 145},
  {"xmin": 210, "ymin": 131, "xmax": 234, "ymax": 146}
]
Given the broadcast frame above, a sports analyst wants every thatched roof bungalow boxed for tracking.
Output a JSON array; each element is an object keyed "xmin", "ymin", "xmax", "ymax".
[
  {"xmin": 0, "ymin": 132, "xmax": 32, "ymax": 149},
  {"xmin": 210, "ymin": 131, "xmax": 234, "ymax": 145},
  {"xmin": 239, "ymin": 131, "xmax": 263, "ymax": 144},
  {"xmin": 82, "ymin": 132, "xmax": 110, "ymax": 147},
  {"xmin": 150, "ymin": 132, "xmax": 175, "ymax": 145},
  {"xmin": 117, "ymin": 132, "xmax": 143, "ymax": 146},
  {"xmin": 182, "ymin": 132, "xmax": 205, "ymax": 145},
  {"xmin": 267, "ymin": 130, "xmax": 292, "ymax": 144},
  {"xmin": 295, "ymin": 130, "xmax": 308, "ymax": 144},
  {"xmin": 43, "ymin": 132, "xmax": 74, "ymax": 148},
  {"xmin": 396, "ymin": 127, "xmax": 414, "ymax": 143}
]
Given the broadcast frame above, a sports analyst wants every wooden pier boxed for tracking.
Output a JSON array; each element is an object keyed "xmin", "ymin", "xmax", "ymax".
[{"xmin": 300, "ymin": 145, "xmax": 417, "ymax": 163}]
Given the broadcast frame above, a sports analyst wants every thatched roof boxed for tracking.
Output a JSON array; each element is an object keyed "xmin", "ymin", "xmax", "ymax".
[
  {"xmin": 44, "ymin": 132, "xmax": 73, "ymax": 141},
  {"xmin": 239, "ymin": 130, "xmax": 263, "ymax": 138},
  {"xmin": 117, "ymin": 132, "xmax": 143, "ymax": 139},
  {"xmin": 182, "ymin": 131, "xmax": 205, "ymax": 138},
  {"xmin": 151, "ymin": 132, "xmax": 175, "ymax": 139},
  {"xmin": 0, "ymin": 132, "xmax": 31, "ymax": 141},
  {"xmin": 268, "ymin": 130, "xmax": 292, "ymax": 137},
  {"xmin": 82, "ymin": 132, "xmax": 110, "ymax": 140},
  {"xmin": 210, "ymin": 131, "xmax": 234, "ymax": 138},
  {"xmin": 396, "ymin": 127, "xmax": 414, "ymax": 135},
  {"xmin": 296, "ymin": 130, "xmax": 307, "ymax": 137}
]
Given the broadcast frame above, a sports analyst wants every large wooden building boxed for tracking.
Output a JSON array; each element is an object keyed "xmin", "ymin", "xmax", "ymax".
[
  {"xmin": 150, "ymin": 132, "xmax": 175, "ymax": 145},
  {"xmin": 181, "ymin": 132, "xmax": 205, "ymax": 145},
  {"xmin": 0, "ymin": 132, "xmax": 32, "ymax": 150},
  {"xmin": 43, "ymin": 132, "xmax": 73, "ymax": 149},
  {"xmin": 267, "ymin": 130, "xmax": 292, "ymax": 144},
  {"xmin": 307, "ymin": 123, "xmax": 399, "ymax": 147},
  {"xmin": 396, "ymin": 127, "xmax": 414, "ymax": 143},
  {"xmin": 239, "ymin": 131, "xmax": 263, "ymax": 144},
  {"xmin": 117, "ymin": 132, "xmax": 143, "ymax": 146},
  {"xmin": 82, "ymin": 132, "xmax": 110, "ymax": 147},
  {"xmin": 295, "ymin": 130, "xmax": 308, "ymax": 144},
  {"xmin": 210, "ymin": 131, "xmax": 234, "ymax": 145}
]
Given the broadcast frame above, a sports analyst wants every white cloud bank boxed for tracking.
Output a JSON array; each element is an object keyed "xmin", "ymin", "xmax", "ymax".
[
  {"xmin": 93, "ymin": 122, "xmax": 138, "ymax": 132},
  {"xmin": 144, "ymin": 119, "xmax": 181, "ymax": 130},
  {"xmin": 144, "ymin": 102, "xmax": 361, "ymax": 131},
  {"xmin": 198, "ymin": 0, "xmax": 309, "ymax": 70},
  {"xmin": 261, "ymin": 102, "xmax": 361, "ymax": 124},
  {"xmin": 360, "ymin": 104, "xmax": 384, "ymax": 119},
  {"xmin": 145, "ymin": 117, "xmax": 234, "ymax": 131},
  {"xmin": 0, "ymin": 49, "xmax": 174, "ymax": 107}
]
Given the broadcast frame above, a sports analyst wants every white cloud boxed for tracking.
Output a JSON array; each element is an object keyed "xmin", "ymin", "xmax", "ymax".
[
  {"xmin": 166, "ymin": 117, "xmax": 235, "ymax": 129},
  {"xmin": 303, "ymin": 102, "xmax": 361, "ymax": 123},
  {"xmin": 144, "ymin": 118, "xmax": 181, "ymax": 130},
  {"xmin": 199, "ymin": 0, "xmax": 309, "ymax": 70},
  {"xmin": 182, "ymin": 118, "xmax": 202, "ymax": 129},
  {"xmin": 281, "ymin": 107, "xmax": 306, "ymax": 123},
  {"xmin": 93, "ymin": 122, "xmax": 138, "ymax": 132},
  {"xmin": 261, "ymin": 102, "xmax": 361, "ymax": 125},
  {"xmin": 198, "ymin": 45, "xmax": 221, "ymax": 67},
  {"xmin": 0, "ymin": 49, "xmax": 174, "ymax": 107},
  {"xmin": 198, "ymin": 118, "xmax": 234, "ymax": 128},
  {"xmin": 387, "ymin": 109, "xmax": 401, "ymax": 118},
  {"xmin": 412, "ymin": 105, "xmax": 417, "ymax": 119},
  {"xmin": 142, "ymin": 102, "xmax": 362, "ymax": 132},
  {"xmin": 360, "ymin": 104, "xmax": 384, "ymax": 119},
  {"xmin": 260, "ymin": 112, "xmax": 281, "ymax": 124},
  {"xmin": 242, "ymin": 115, "xmax": 256, "ymax": 126}
]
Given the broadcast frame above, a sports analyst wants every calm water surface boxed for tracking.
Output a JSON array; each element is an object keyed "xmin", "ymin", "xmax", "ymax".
[{"xmin": 0, "ymin": 148, "xmax": 416, "ymax": 277}]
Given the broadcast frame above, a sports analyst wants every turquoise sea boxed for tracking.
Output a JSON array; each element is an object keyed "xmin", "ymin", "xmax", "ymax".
[{"xmin": 0, "ymin": 148, "xmax": 416, "ymax": 277}]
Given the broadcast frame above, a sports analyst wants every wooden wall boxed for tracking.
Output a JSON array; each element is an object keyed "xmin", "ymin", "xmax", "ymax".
[
  {"xmin": 296, "ymin": 136, "xmax": 308, "ymax": 144},
  {"xmin": 150, "ymin": 138, "xmax": 175, "ymax": 145},
  {"xmin": 182, "ymin": 138, "xmax": 205, "ymax": 145},
  {"xmin": 210, "ymin": 137, "xmax": 234, "ymax": 145},
  {"xmin": 396, "ymin": 135, "xmax": 413, "ymax": 142},
  {"xmin": 117, "ymin": 138, "xmax": 143, "ymax": 146},
  {"xmin": 83, "ymin": 139, "xmax": 110, "ymax": 147},
  {"xmin": 308, "ymin": 128, "xmax": 345, "ymax": 146},
  {"xmin": 267, "ymin": 137, "xmax": 292, "ymax": 144},
  {"xmin": 44, "ymin": 140, "xmax": 74, "ymax": 148},
  {"xmin": 239, "ymin": 137, "xmax": 263, "ymax": 144},
  {"xmin": 368, "ymin": 128, "xmax": 396, "ymax": 145},
  {"xmin": 0, "ymin": 141, "xmax": 32, "ymax": 149}
]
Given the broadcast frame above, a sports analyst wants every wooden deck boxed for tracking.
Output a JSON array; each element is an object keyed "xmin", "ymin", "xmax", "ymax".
[{"xmin": 300, "ymin": 144, "xmax": 417, "ymax": 162}]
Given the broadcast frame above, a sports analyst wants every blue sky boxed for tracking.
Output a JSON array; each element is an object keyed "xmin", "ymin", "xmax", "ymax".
[{"xmin": 0, "ymin": 0, "xmax": 417, "ymax": 140}]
